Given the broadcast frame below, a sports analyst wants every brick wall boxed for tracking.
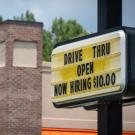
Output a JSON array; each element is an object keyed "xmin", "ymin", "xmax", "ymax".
[{"xmin": 0, "ymin": 20, "xmax": 43, "ymax": 135}]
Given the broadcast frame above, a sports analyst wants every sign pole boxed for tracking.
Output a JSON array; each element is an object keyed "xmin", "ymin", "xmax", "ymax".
[
  {"xmin": 98, "ymin": 0, "xmax": 122, "ymax": 135},
  {"xmin": 98, "ymin": 101, "xmax": 122, "ymax": 135}
]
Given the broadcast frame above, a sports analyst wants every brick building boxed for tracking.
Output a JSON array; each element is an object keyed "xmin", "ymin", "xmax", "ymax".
[{"xmin": 0, "ymin": 20, "xmax": 43, "ymax": 135}]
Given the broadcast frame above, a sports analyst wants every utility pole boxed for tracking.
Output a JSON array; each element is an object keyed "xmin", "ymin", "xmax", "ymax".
[{"xmin": 98, "ymin": 0, "xmax": 122, "ymax": 135}]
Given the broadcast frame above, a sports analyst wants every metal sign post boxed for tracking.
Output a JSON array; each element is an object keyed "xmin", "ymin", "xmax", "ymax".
[
  {"xmin": 51, "ymin": 0, "xmax": 135, "ymax": 134},
  {"xmin": 98, "ymin": 0, "xmax": 122, "ymax": 135}
]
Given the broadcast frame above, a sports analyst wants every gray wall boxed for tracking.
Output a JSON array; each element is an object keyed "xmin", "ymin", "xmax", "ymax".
[{"xmin": 42, "ymin": 61, "xmax": 135, "ymax": 131}]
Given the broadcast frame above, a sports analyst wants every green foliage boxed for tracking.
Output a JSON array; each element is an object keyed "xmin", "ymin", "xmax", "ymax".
[
  {"xmin": 13, "ymin": 10, "xmax": 35, "ymax": 22},
  {"xmin": 43, "ymin": 30, "xmax": 54, "ymax": 61},
  {"xmin": 52, "ymin": 17, "xmax": 88, "ymax": 46},
  {"xmin": 0, "ymin": 16, "xmax": 3, "ymax": 22},
  {"xmin": 43, "ymin": 17, "xmax": 89, "ymax": 61},
  {"xmin": 13, "ymin": 12, "xmax": 89, "ymax": 62}
]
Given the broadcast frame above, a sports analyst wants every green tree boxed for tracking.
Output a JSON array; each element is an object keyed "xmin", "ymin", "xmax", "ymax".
[
  {"xmin": 52, "ymin": 17, "xmax": 88, "ymax": 45},
  {"xmin": 13, "ymin": 10, "xmax": 35, "ymax": 22},
  {"xmin": 13, "ymin": 12, "xmax": 89, "ymax": 61},
  {"xmin": 0, "ymin": 16, "xmax": 3, "ymax": 22},
  {"xmin": 43, "ymin": 17, "xmax": 89, "ymax": 61},
  {"xmin": 43, "ymin": 30, "xmax": 54, "ymax": 61}
]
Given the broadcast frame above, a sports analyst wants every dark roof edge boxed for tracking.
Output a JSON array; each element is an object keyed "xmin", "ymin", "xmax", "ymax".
[{"xmin": 0, "ymin": 20, "xmax": 43, "ymax": 27}]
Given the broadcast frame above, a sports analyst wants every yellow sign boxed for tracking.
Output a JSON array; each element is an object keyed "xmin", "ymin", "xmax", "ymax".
[{"xmin": 51, "ymin": 30, "xmax": 126, "ymax": 106}]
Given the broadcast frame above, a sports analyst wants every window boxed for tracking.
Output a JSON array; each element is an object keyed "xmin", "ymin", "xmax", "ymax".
[
  {"xmin": 13, "ymin": 41, "xmax": 37, "ymax": 67},
  {"xmin": 0, "ymin": 42, "xmax": 5, "ymax": 67}
]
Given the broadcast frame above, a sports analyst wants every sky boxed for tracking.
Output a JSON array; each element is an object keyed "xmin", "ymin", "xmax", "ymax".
[
  {"xmin": 0, "ymin": 0, "xmax": 97, "ymax": 33},
  {"xmin": 0, "ymin": 0, "xmax": 135, "ymax": 33}
]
